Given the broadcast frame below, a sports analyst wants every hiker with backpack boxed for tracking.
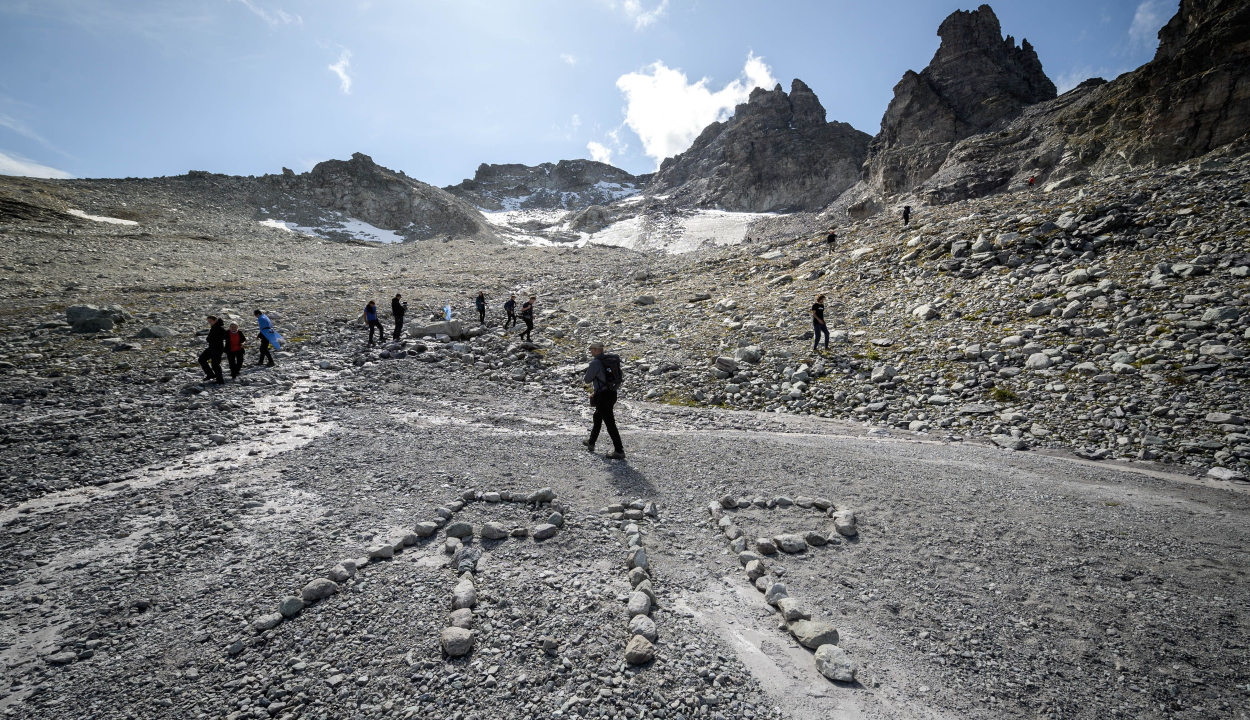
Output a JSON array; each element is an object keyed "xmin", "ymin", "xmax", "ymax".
[{"xmin": 582, "ymin": 341, "xmax": 626, "ymax": 459}]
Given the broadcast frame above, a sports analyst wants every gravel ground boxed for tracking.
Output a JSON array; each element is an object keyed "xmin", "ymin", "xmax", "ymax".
[{"xmin": 0, "ymin": 167, "xmax": 1248, "ymax": 720}]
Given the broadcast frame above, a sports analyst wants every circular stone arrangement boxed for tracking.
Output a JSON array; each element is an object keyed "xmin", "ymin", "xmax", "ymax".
[
  {"xmin": 599, "ymin": 498, "xmax": 661, "ymax": 665},
  {"xmin": 706, "ymin": 493, "xmax": 859, "ymax": 683}
]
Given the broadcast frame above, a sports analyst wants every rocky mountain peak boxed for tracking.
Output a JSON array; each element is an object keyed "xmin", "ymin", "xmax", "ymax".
[
  {"xmin": 647, "ymin": 79, "xmax": 870, "ymax": 212},
  {"xmin": 854, "ymin": 3, "xmax": 1056, "ymax": 202}
]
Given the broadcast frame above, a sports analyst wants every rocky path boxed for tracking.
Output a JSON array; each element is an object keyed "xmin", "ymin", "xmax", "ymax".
[{"xmin": 1, "ymin": 347, "xmax": 1247, "ymax": 720}]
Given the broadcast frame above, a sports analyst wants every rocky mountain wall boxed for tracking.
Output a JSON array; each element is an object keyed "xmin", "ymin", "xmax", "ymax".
[
  {"xmin": 645, "ymin": 80, "xmax": 871, "ymax": 213},
  {"xmin": 444, "ymin": 159, "xmax": 643, "ymax": 212},
  {"xmin": 915, "ymin": 0, "xmax": 1250, "ymax": 204},
  {"xmin": 858, "ymin": 4, "xmax": 1056, "ymax": 202}
]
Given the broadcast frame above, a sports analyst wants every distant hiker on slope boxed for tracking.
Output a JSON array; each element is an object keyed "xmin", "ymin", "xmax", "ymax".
[
  {"xmin": 811, "ymin": 294, "xmax": 829, "ymax": 352},
  {"xmin": 582, "ymin": 341, "xmax": 625, "ymax": 459},
  {"xmin": 519, "ymin": 295, "xmax": 535, "ymax": 342},
  {"xmin": 475, "ymin": 291, "xmax": 487, "ymax": 325},
  {"xmin": 363, "ymin": 300, "xmax": 385, "ymax": 347},
  {"xmin": 902, "ymin": 205, "xmax": 912, "ymax": 226},
  {"xmin": 226, "ymin": 322, "xmax": 246, "ymax": 379},
  {"xmin": 825, "ymin": 229, "xmax": 837, "ymax": 250},
  {"xmin": 391, "ymin": 293, "xmax": 408, "ymax": 341},
  {"xmin": 503, "ymin": 294, "xmax": 518, "ymax": 330},
  {"xmin": 199, "ymin": 315, "xmax": 226, "ymax": 385},
  {"xmin": 254, "ymin": 309, "xmax": 281, "ymax": 367}
]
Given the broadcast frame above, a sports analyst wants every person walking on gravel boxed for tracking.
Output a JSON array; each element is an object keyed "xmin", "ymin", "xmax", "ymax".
[
  {"xmin": 582, "ymin": 341, "xmax": 625, "ymax": 459},
  {"xmin": 363, "ymin": 300, "xmax": 386, "ymax": 346},
  {"xmin": 226, "ymin": 322, "xmax": 246, "ymax": 379},
  {"xmin": 199, "ymin": 315, "xmax": 227, "ymax": 385},
  {"xmin": 503, "ymin": 294, "xmax": 517, "ymax": 330},
  {"xmin": 391, "ymin": 293, "xmax": 408, "ymax": 341},
  {"xmin": 811, "ymin": 294, "xmax": 829, "ymax": 352},
  {"xmin": 902, "ymin": 205, "xmax": 912, "ymax": 226},
  {"xmin": 519, "ymin": 295, "xmax": 536, "ymax": 342},
  {"xmin": 254, "ymin": 309, "xmax": 281, "ymax": 367},
  {"xmin": 475, "ymin": 291, "xmax": 487, "ymax": 325}
]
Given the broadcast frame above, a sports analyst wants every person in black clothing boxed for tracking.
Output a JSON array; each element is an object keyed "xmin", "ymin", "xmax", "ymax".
[
  {"xmin": 475, "ymin": 292, "xmax": 486, "ymax": 325},
  {"xmin": 902, "ymin": 205, "xmax": 912, "ymax": 226},
  {"xmin": 825, "ymin": 229, "xmax": 837, "ymax": 250},
  {"xmin": 519, "ymin": 295, "xmax": 535, "ymax": 341},
  {"xmin": 391, "ymin": 294, "xmax": 407, "ymax": 341},
  {"xmin": 582, "ymin": 341, "xmax": 625, "ymax": 458},
  {"xmin": 811, "ymin": 294, "xmax": 830, "ymax": 351},
  {"xmin": 198, "ymin": 315, "xmax": 227, "ymax": 385},
  {"xmin": 503, "ymin": 294, "xmax": 517, "ymax": 329}
]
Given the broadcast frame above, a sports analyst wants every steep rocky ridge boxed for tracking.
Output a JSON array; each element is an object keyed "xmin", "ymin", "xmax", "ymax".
[
  {"xmin": 850, "ymin": 4, "xmax": 1055, "ymax": 210},
  {"xmin": 256, "ymin": 152, "xmax": 495, "ymax": 242},
  {"xmin": 916, "ymin": 0, "xmax": 1250, "ymax": 203},
  {"xmin": 646, "ymin": 80, "xmax": 871, "ymax": 213},
  {"xmin": 444, "ymin": 159, "xmax": 644, "ymax": 212}
]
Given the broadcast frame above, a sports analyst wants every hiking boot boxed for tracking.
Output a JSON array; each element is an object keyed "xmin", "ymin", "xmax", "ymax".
[{"xmin": 606, "ymin": 451, "xmax": 626, "ymax": 460}]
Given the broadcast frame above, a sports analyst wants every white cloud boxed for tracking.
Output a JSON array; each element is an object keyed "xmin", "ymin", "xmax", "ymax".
[
  {"xmin": 0, "ymin": 150, "xmax": 71, "ymax": 179},
  {"xmin": 560, "ymin": 53, "xmax": 577, "ymax": 65},
  {"xmin": 234, "ymin": 0, "xmax": 301, "ymax": 26},
  {"xmin": 616, "ymin": 52, "xmax": 776, "ymax": 167},
  {"xmin": 1129, "ymin": 0, "xmax": 1169, "ymax": 51},
  {"xmin": 571, "ymin": 114, "xmax": 581, "ymax": 129},
  {"xmin": 328, "ymin": 50, "xmax": 353, "ymax": 94},
  {"xmin": 601, "ymin": 0, "xmax": 668, "ymax": 30},
  {"xmin": 587, "ymin": 141, "xmax": 612, "ymax": 164},
  {"xmin": 623, "ymin": 0, "xmax": 667, "ymax": 29}
]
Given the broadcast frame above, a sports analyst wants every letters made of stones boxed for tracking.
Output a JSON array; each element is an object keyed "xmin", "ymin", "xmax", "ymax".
[
  {"xmin": 707, "ymin": 494, "xmax": 859, "ymax": 683},
  {"xmin": 600, "ymin": 499, "xmax": 661, "ymax": 665},
  {"xmin": 242, "ymin": 487, "xmax": 562, "ymax": 661}
]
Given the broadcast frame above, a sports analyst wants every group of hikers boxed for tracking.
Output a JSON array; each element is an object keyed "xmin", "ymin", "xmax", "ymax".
[
  {"xmin": 198, "ymin": 309, "xmax": 282, "ymax": 385},
  {"xmin": 362, "ymin": 292, "xmax": 537, "ymax": 346}
]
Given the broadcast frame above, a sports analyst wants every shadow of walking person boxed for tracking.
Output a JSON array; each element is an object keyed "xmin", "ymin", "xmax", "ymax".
[{"xmin": 598, "ymin": 458, "xmax": 657, "ymax": 497}]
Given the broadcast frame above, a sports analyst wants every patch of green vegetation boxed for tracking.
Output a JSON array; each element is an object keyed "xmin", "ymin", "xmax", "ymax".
[
  {"xmin": 992, "ymin": 388, "xmax": 1018, "ymax": 402},
  {"xmin": 658, "ymin": 391, "xmax": 698, "ymax": 407},
  {"xmin": 1165, "ymin": 375, "xmax": 1186, "ymax": 385},
  {"xmin": 864, "ymin": 350, "xmax": 880, "ymax": 361}
]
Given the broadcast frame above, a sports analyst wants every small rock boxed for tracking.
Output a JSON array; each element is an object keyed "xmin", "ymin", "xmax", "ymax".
[
  {"xmin": 626, "ymin": 547, "xmax": 649, "ymax": 571},
  {"xmin": 532, "ymin": 523, "xmax": 559, "ymax": 540},
  {"xmin": 452, "ymin": 580, "xmax": 477, "ymax": 610},
  {"xmin": 251, "ymin": 613, "xmax": 283, "ymax": 631},
  {"xmin": 831, "ymin": 510, "xmax": 858, "ymax": 537},
  {"xmin": 789, "ymin": 620, "xmax": 840, "ymax": 649},
  {"xmin": 628, "ymin": 567, "xmax": 650, "ymax": 587},
  {"xmin": 777, "ymin": 598, "xmax": 810, "ymax": 622},
  {"xmin": 301, "ymin": 578, "xmax": 337, "ymax": 602},
  {"xmin": 445, "ymin": 522, "xmax": 473, "ymax": 539},
  {"xmin": 277, "ymin": 596, "xmax": 304, "ymax": 618},
  {"xmin": 804, "ymin": 531, "xmax": 828, "ymax": 547},
  {"xmin": 745, "ymin": 559, "xmax": 767, "ymax": 582},
  {"xmin": 814, "ymin": 644, "xmax": 857, "ymax": 682},
  {"xmin": 547, "ymin": 511, "xmax": 565, "ymax": 528},
  {"xmin": 367, "ymin": 544, "xmax": 394, "ymax": 560},
  {"xmin": 480, "ymin": 522, "xmax": 509, "ymax": 540},
  {"xmin": 413, "ymin": 522, "xmax": 438, "ymax": 537},
  {"xmin": 764, "ymin": 583, "xmax": 788, "ymax": 606},
  {"xmin": 627, "ymin": 591, "xmax": 651, "ymax": 617},
  {"xmin": 756, "ymin": 537, "xmax": 778, "ymax": 555},
  {"xmin": 448, "ymin": 608, "xmax": 474, "ymax": 629},
  {"xmin": 441, "ymin": 627, "xmax": 474, "ymax": 657},
  {"xmin": 624, "ymin": 635, "xmax": 655, "ymax": 665},
  {"xmin": 629, "ymin": 614, "xmax": 658, "ymax": 643},
  {"xmin": 772, "ymin": 534, "xmax": 807, "ymax": 553}
]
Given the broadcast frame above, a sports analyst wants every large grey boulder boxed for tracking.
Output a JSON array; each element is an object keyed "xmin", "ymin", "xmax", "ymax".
[
  {"xmin": 789, "ymin": 620, "xmax": 840, "ymax": 649},
  {"xmin": 814, "ymin": 644, "xmax": 857, "ymax": 682},
  {"xmin": 68, "ymin": 304, "xmax": 130, "ymax": 333}
]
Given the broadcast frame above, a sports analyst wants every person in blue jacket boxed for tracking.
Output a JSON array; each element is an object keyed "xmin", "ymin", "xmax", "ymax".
[
  {"xmin": 363, "ymin": 300, "xmax": 386, "ymax": 346},
  {"xmin": 254, "ymin": 309, "xmax": 282, "ymax": 367}
]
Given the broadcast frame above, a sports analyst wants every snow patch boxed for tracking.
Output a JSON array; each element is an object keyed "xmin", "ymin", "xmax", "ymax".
[
  {"xmin": 586, "ymin": 209, "xmax": 772, "ymax": 254},
  {"xmin": 257, "ymin": 215, "xmax": 404, "ymax": 243},
  {"xmin": 67, "ymin": 209, "xmax": 138, "ymax": 226}
]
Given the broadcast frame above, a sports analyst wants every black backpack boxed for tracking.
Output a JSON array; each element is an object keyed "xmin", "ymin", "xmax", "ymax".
[{"xmin": 600, "ymin": 353, "xmax": 624, "ymax": 390}]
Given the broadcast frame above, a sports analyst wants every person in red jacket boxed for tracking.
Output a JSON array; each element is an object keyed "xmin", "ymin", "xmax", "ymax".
[{"xmin": 226, "ymin": 322, "xmax": 247, "ymax": 379}]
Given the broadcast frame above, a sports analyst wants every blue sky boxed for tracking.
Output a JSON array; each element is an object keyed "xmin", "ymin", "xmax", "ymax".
[{"xmin": 0, "ymin": 0, "xmax": 1175, "ymax": 185}]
